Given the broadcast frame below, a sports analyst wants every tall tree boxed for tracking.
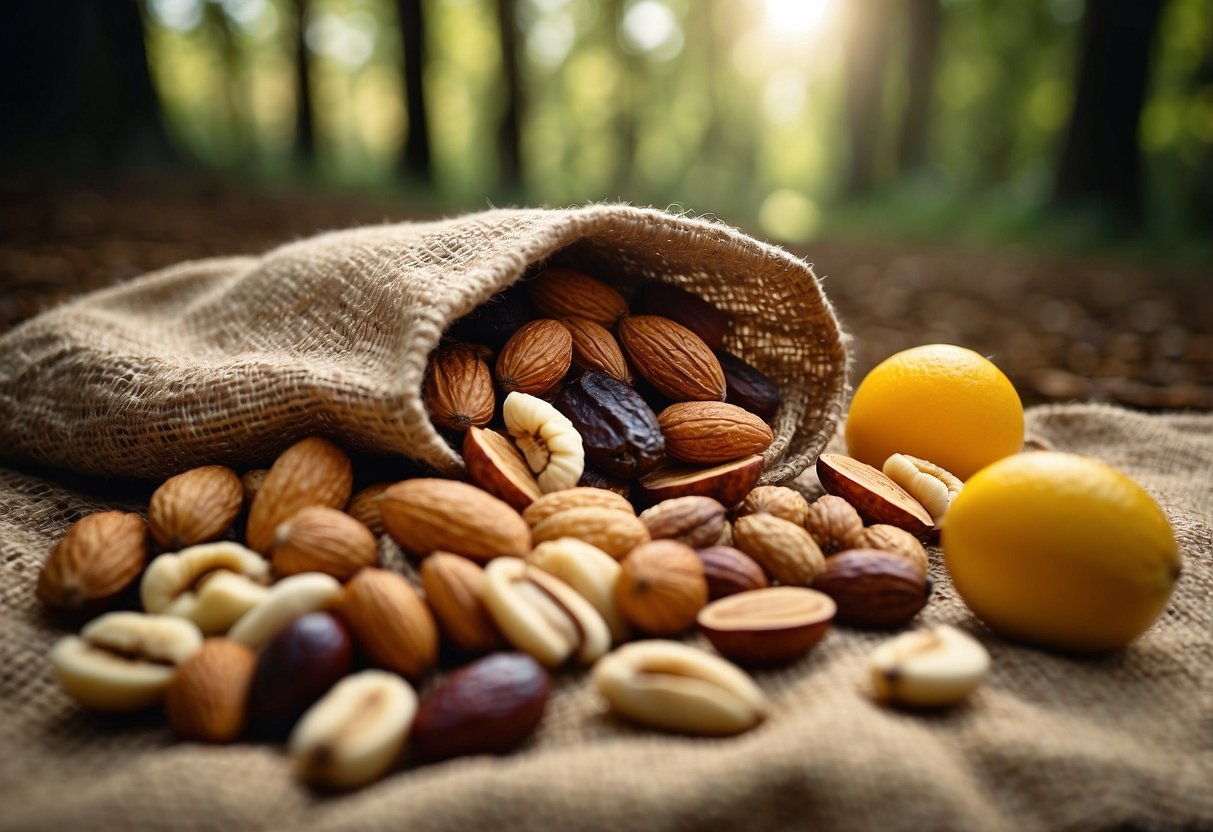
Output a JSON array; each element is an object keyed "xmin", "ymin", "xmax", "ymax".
[
  {"xmin": 0, "ymin": 0, "xmax": 175, "ymax": 178},
  {"xmin": 293, "ymin": 0, "xmax": 316, "ymax": 160},
  {"xmin": 843, "ymin": 0, "xmax": 895, "ymax": 195},
  {"xmin": 497, "ymin": 0, "xmax": 523, "ymax": 191},
  {"xmin": 1054, "ymin": 0, "xmax": 1168, "ymax": 223},
  {"xmin": 398, "ymin": 0, "xmax": 432, "ymax": 182},
  {"xmin": 896, "ymin": 0, "xmax": 941, "ymax": 175}
]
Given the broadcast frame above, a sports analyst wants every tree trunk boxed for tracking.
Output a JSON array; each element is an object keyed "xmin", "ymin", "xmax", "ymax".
[
  {"xmin": 398, "ymin": 0, "xmax": 432, "ymax": 182},
  {"xmin": 1054, "ymin": 0, "xmax": 1167, "ymax": 223},
  {"xmin": 843, "ymin": 0, "xmax": 895, "ymax": 195},
  {"xmin": 496, "ymin": 0, "xmax": 523, "ymax": 191},
  {"xmin": 0, "ymin": 0, "xmax": 175, "ymax": 179},
  {"xmin": 293, "ymin": 0, "xmax": 315, "ymax": 160},
  {"xmin": 896, "ymin": 0, "xmax": 940, "ymax": 175}
]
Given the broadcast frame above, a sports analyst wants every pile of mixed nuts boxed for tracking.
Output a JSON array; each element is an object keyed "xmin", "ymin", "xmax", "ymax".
[{"xmin": 36, "ymin": 268, "xmax": 989, "ymax": 791}]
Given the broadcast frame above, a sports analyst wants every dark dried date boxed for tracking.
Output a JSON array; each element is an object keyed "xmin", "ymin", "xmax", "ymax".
[
  {"xmin": 717, "ymin": 351, "xmax": 781, "ymax": 419},
  {"xmin": 556, "ymin": 371, "xmax": 665, "ymax": 480}
]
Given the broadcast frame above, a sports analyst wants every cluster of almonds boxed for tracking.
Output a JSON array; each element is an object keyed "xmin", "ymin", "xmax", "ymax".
[{"xmin": 35, "ymin": 273, "xmax": 991, "ymax": 792}]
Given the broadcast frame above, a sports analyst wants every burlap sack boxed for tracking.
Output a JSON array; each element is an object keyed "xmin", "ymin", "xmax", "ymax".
[{"xmin": 0, "ymin": 205, "xmax": 848, "ymax": 485}]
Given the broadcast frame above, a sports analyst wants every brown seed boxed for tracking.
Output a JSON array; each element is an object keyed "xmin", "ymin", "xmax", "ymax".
[
  {"xmin": 856, "ymin": 524, "xmax": 929, "ymax": 577},
  {"xmin": 423, "ymin": 343, "xmax": 496, "ymax": 432},
  {"xmin": 463, "ymin": 427, "xmax": 543, "ymax": 511},
  {"xmin": 379, "ymin": 478, "xmax": 531, "ymax": 562},
  {"xmin": 816, "ymin": 454, "xmax": 933, "ymax": 537},
  {"xmin": 737, "ymin": 485, "xmax": 810, "ymax": 527},
  {"xmin": 698, "ymin": 586, "xmax": 835, "ymax": 664},
  {"xmin": 420, "ymin": 553, "xmax": 505, "ymax": 655},
  {"xmin": 164, "ymin": 638, "xmax": 257, "ymax": 743},
  {"xmin": 618, "ymin": 315, "xmax": 727, "ymax": 402},
  {"xmin": 148, "ymin": 465, "xmax": 244, "ymax": 551},
  {"xmin": 658, "ymin": 401, "xmax": 773, "ymax": 464},
  {"xmin": 563, "ymin": 316, "xmax": 632, "ymax": 383},
  {"xmin": 638, "ymin": 455, "xmax": 765, "ymax": 507},
  {"xmin": 695, "ymin": 545, "xmax": 770, "ymax": 600},
  {"xmin": 271, "ymin": 506, "xmax": 378, "ymax": 581},
  {"xmin": 528, "ymin": 268, "xmax": 629, "ymax": 327},
  {"xmin": 37, "ymin": 511, "xmax": 149, "ymax": 612},
  {"xmin": 246, "ymin": 437, "xmax": 354, "ymax": 555},
  {"xmin": 812, "ymin": 549, "xmax": 930, "ymax": 629},
  {"xmin": 341, "ymin": 568, "xmax": 438, "ymax": 681},
  {"xmin": 804, "ymin": 494, "xmax": 865, "ymax": 555},
  {"xmin": 732, "ymin": 513, "xmax": 825, "ymax": 586},
  {"xmin": 521, "ymin": 486, "xmax": 636, "ymax": 527},
  {"xmin": 639, "ymin": 496, "xmax": 729, "ymax": 549},
  {"xmin": 495, "ymin": 319, "xmax": 573, "ymax": 397},
  {"xmin": 241, "ymin": 469, "xmax": 269, "ymax": 507},
  {"xmin": 614, "ymin": 540, "xmax": 707, "ymax": 635},
  {"xmin": 530, "ymin": 506, "xmax": 651, "ymax": 560},
  {"xmin": 717, "ymin": 351, "xmax": 782, "ymax": 419},
  {"xmin": 346, "ymin": 483, "xmax": 391, "ymax": 537}
]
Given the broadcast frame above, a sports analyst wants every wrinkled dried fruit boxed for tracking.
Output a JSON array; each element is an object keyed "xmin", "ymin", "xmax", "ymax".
[
  {"xmin": 463, "ymin": 427, "xmax": 542, "ymax": 510},
  {"xmin": 530, "ymin": 506, "xmax": 651, "ymax": 560},
  {"xmin": 639, "ymin": 496, "xmax": 729, "ymax": 549},
  {"xmin": 563, "ymin": 316, "xmax": 632, "ymax": 383},
  {"xmin": 803, "ymin": 494, "xmax": 865, "ymax": 555},
  {"xmin": 380, "ymin": 478, "xmax": 531, "ymax": 562},
  {"xmin": 695, "ymin": 546, "xmax": 770, "ymax": 600},
  {"xmin": 732, "ymin": 513, "xmax": 825, "ymax": 586},
  {"xmin": 528, "ymin": 268, "xmax": 628, "ymax": 327},
  {"xmin": 618, "ymin": 315, "xmax": 726, "ymax": 402},
  {"xmin": 272, "ymin": 507, "xmax": 378, "ymax": 581},
  {"xmin": 248, "ymin": 611, "xmax": 353, "ymax": 738},
  {"xmin": 423, "ymin": 343, "xmax": 496, "ymax": 432},
  {"xmin": 37, "ymin": 511, "xmax": 149, "ymax": 613},
  {"xmin": 503, "ymin": 392, "xmax": 586, "ymax": 493},
  {"xmin": 340, "ymin": 568, "xmax": 438, "ymax": 681},
  {"xmin": 614, "ymin": 540, "xmax": 707, "ymax": 635},
  {"xmin": 737, "ymin": 486, "xmax": 810, "ymax": 527},
  {"xmin": 698, "ymin": 586, "xmax": 836, "ymax": 664},
  {"xmin": 631, "ymin": 282, "xmax": 730, "ymax": 351},
  {"xmin": 555, "ymin": 371, "xmax": 665, "ymax": 480},
  {"xmin": 577, "ymin": 464, "xmax": 632, "ymax": 498},
  {"xmin": 412, "ymin": 652, "xmax": 550, "ymax": 760},
  {"xmin": 813, "ymin": 549, "xmax": 930, "ymax": 629},
  {"xmin": 816, "ymin": 454, "xmax": 933, "ymax": 537},
  {"xmin": 419, "ymin": 553, "xmax": 505, "ymax": 654},
  {"xmin": 246, "ymin": 437, "xmax": 353, "ymax": 555},
  {"xmin": 869, "ymin": 625, "xmax": 990, "ymax": 708},
  {"xmin": 165, "ymin": 637, "xmax": 257, "ymax": 743},
  {"xmin": 638, "ymin": 455, "xmax": 765, "ymax": 507},
  {"xmin": 495, "ymin": 319, "xmax": 573, "ymax": 397},
  {"xmin": 657, "ymin": 401, "xmax": 773, "ymax": 464},
  {"xmin": 717, "ymin": 351, "xmax": 782, "ymax": 419},
  {"xmin": 522, "ymin": 486, "xmax": 635, "ymax": 527},
  {"xmin": 148, "ymin": 465, "xmax": 244, "ymax": 551}
]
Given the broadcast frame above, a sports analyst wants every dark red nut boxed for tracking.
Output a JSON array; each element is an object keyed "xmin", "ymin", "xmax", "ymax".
[
  {"xmin": 247, "ymin": 611, "xmax": 353, "ymax": 738},
  {"xmin": 695, "ymin": 546, "xmax": 770, "ymax": 600},
  {"xmin": 717, "ymin": 351, "xmax": 781, "ymax": 419},
  {"xmin": 811, "ymin": 549, "xmax": 929, "ymax": 629}
]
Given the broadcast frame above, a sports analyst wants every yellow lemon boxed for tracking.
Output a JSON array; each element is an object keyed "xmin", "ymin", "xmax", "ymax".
[
  {"xmin": 942, "ymin": 452, "xmax": 1181, "ymax": 653},
  {"xmin": 845, "ymin": 344, "xmax": 1023, "ymax": 481}
]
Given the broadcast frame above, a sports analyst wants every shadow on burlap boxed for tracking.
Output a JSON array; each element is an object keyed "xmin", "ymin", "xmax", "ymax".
[{"xmin": 0, "ymin": 208, "xmax": 1210, "ymax": 831}]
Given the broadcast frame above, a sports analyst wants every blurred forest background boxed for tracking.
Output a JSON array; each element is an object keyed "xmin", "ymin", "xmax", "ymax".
[{"xmin": 1, "ymin": 0, "xmax": 1211, "ymax": 407}]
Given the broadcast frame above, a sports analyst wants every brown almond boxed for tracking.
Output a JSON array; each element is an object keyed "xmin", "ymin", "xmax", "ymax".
[
  {"xmin": 698, "ymin": 586, "xmax": 835, "ymax": 664},
  {"xmin": 379, "ymin": 478, "xmax": 531, "ymax": 561},
  {"xmin": 241, "ymin": 469, "xmax": 269, "ymax": 507},
  {"xmin": 346, "ymin": 483, "xmax": 391, "ymax": 537},
  {"xmin": 732, "ymin": 513, "xmax": 825, "ymax": 586},
  {"xmin": 341, "ymin": 568, "xmax": 438, "ymax": 681},
  {"xmin": 737, "ymin": 485, "xmax": 810, "ymax": 526},
  {"xmin": 615, "ymin": 540, "xmax": 707, "ymax": 635},
  {"xmin": 658, "ymin": 401, "xmax": 773, "ymax": 464},
  {"xmin": 423, "ymin": 343, "xmax": 496, "ymax": 432},
  {"xmin": 530, "ymin": 506, "xmax": 651, "ymax": 560},
  {"xmin": 528, "ymin": 268, "xmax": 628, "ymax": 327},
  {"xmin": 618, "ymin": 315, "xmax": 726, "ymax": 402},
  {"xmin": 521, "ymin": 487, "xmax": 635, "ymax": 527},
  {"xmin": 246, "ymin": 437, "xmax": 354, "ymax": 555},
  {"xmin": 495, "ymin": 319, "xmax": 573, "ymax": 397},
  {"xmin": 37, "ymin": 512, "xmax": 149, "ymax": 612},
  {"xmin": 812, "ymin": 549, "xmax": 929, "ymax": 628},
  {"xmin": 563, "ymin": 316, "xmax": 632, "ymax": 383},
  {"xmin": 804, "ymin": 494, "xmax": 865, "ymax": 555},
  {"xmin": 638, "ymin": 455, "xmax": 764, "ymax": 507},
  {"xmin": 148, "ymin": 466, "xmax": 244, "ymax": 551},
  {"xmin": 695, "ymin": 546, "xmax": 770, "ymax": 599},
  {"xmin": 420, "ymin": 553, "xmax": 505, "ymax": 655},
  {"xmin": 463, "ymin": 427, "xmax": 543, "ymax": 511},
  {"xmin": 638, "ymin": 496, "xmax": 729, "ymax": 549},
  {"xmin": 271, "ymin": 506, "xmax": 378, "ymax": 581},
  {"xmin": 816, "ymin": 454, "xmax": 933, "ymax": 536},
  {"xmin": 164, "ymin": 638, "xmax": 256, "ymax": 743}
]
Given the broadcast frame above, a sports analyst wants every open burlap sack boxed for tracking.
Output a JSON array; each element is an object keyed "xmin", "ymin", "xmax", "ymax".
[
  {"xmin": 0, "ymin": 205, "xmax": 847, "ymax": 486},
  {"xmin": 0, "ymin": 404, "xmax": 1210, "ymax": 831}
]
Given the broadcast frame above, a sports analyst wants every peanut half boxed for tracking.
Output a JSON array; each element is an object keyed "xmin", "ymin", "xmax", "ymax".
[{"xmin": 869, "ymin": 625, "xmax": 990, "ymax": 708}]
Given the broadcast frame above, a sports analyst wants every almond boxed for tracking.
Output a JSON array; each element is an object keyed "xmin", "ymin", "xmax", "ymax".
[
  {"xmin": 463, "ymin": 426, "xmax": 542, "ymax": 511},
  {"xmin": 271, "ymin": 506, "xmax": 379, "ymax": 581},
  {"xmin": 638, "ymin": 455, "xmax": 764, "ymax": 507},
  {"xmin": 631, "ymin": 282, "xmax": 730, "ymax": 351},
  {"xmin": 246, "ymin": 437, "xmax": 354, "ymax": 555},
  {"xmin": 657, "ymin": 401, "xmax": 773, "ymax": 464},
  {"xmin": 341, "ymin": 568, "xmax": 438, "ymax": 681},
  {"xmin": 618, "ymin": 315, "xmax": 726, "ymax": 402},
  {"xmin": 419, "ymin": 552, "xmax": 505, "ymax": 655},
  {"xmin": 346, "ymin": 483, "xmax": 391, "ymax": 537},
  {"xmin": 521, "ymin": 487, "xmax": 635, "ymax": 527},
  {"xmin": 164, "ymin": 637, "xmax": 257, "ymax": 743},
  {"xmin": 379, "ymin": 478, "xmax": 531, "ymax": 561},
  {"xmin": 698, "ymin": 586, "xmax": 835, "ymax": 664},
  {"xmin": 495, "ymin": 319, "xmax": 573, "ymax": 397},
  {"xmin": 528, "ymin": 268, "xmax": 628, "ymax": 327},
  {"xmin": 423, "ymin": 343, "xmax": 496, "ymax": 432},
  {"xmin": 732, "ymin": 513, "xmax": 825, "ymax": 586},
  {"xmin": 148, "ymin": 465, "xmax": 244, "ymax": 551},
  {"xmin": 563, "ymin": 316, "xmax": 632, "ymax": 383},
  {"xmin": 530, "ymin": 506, "xmax": 651, "ymax": 560},
  {"xmin": 37, "ymin": 511, "xmax": 149, "ymax": 613},
  {"xmin": 816, "ymin": 454, "xmax": 933, "ymax": 537}
]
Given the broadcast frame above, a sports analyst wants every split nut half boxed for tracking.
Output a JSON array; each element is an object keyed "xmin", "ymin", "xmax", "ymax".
[
  {"xmin": 140, "ymin": 542, "xmax": 271, "ymax": 635},
  {"xmin": 870, "ymin": 625, "xmax": 990, "ymax": 708},
  {"xmin": 503, "ymin": 392, "xmax": 585, "ymax": 493}
]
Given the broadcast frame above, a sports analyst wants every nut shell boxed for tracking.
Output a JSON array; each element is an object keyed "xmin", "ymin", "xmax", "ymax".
[
  {"xmin": 695, "ymin": 546, "xmax": 770, "ymax": 600},
  {"xmin": 380, "ymin": 478, "xmax": 531, "ymax": 562},
  {"xmin": 658, "ymin": 401, "xmax": 773, "ymax": 464},
  {"xmin": 737, "ymin": 486, "xmax": 810, "ymax": 526},
  {"xmin": 618, "ymin": 315, "xmax": 726, "ymax": 402},
  {"xmin": 804, "ymin": 494, "xmax": 865, "ymax": 555},
  {"xmin": 148, "ymin": 465, "xmax": 244, "ymax": 551},
  {"xmin": 246, "ymin": 437, "xmax": 353, "ymax": 555},
  {"xmin": 858, "ymin": 524, "xmax": 929, "ymax": 577},
  {"xmin": 639, "ymin": 496, "xmax": 729, "ymax": 549},
  {"xmin": 463, "ymin": 427, "xmax": 543, "ymax": 511},
  {"xmin": 638, "ymin": 455, "xmax": 765, "ymax": 507},
  {"xmin": 733, "ymin": 513, "xmax": 825, "ymax": 586},
  {"xmin": 614, "ymin": 540, "xmax": 707, "ymax": 635},
  {"xmin": 813, "ymin": 549, "xmax": 930, "ymax": 628},
  {"xmin": 37, "ymin": 511, "xmax": 149, "ymax": 612},
  {"xmin": 816, "ymin": 454, "xmax": 933, "ymax": 537}
]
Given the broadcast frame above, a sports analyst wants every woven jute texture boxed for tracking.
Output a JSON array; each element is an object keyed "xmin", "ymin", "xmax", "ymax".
[{"xmin": 0, "ymin": 205, "xmax": 848, "ymax": 487}]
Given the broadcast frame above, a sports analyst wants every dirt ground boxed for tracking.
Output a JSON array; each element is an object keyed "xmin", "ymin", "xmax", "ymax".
[{"xmin": 2, "ymin": 181, "xmax": 1210, "ymax": 410}]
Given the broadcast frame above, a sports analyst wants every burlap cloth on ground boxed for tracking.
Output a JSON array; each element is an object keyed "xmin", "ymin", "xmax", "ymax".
[{"xmin": 0, "ymin": 208, "xmax": 1211, "ymax": 831}]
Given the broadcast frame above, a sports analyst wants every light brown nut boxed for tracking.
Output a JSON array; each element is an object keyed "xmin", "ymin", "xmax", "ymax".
[
  {"xmin": 804, "ymin": 494, "xmax": 865, "ymax": 555},
  {"xmin": 379, "ymin": 478, "xmax": 531, "ymax": 562},
  {"xmin": 241, "ymin": 469, "xmax": 269, "ymax": 507},
  {"xmin": 482, "ymin": 557, "xmax": 610, "ymax": 667},
  {"xmin": 812, "ymin": 549, "xmax": 930, "ymax": 629},
  {"xmin": 562, "ymin": 316, "xmax": 632, "ymax": 383},
  {"xmin": 228, "ymin": 572, "xmax": 343, "ymax": 648},
  {"xmin": 618, "ymin": 315, "xmax": 727, "ymax": 402},
  {"xmin": 638, "ymin": 496, "xmax": 729, "ymax": 549},
  {"xmin": 290, "ymin": 670, "xmax": 417, "ymax": 790},
  {"xmin": 148, "ymin": 465, "xmax": 244, "ymax": 551},
  {"xmin": 423, "ymin": 342, "xmax": 496, "ymax": 432},
  {"xmin": 271, "ymin": 506, "xmax": 378, "ymax": 581},
  {"xmin": 164, "ymin": 637, "xmax": 257, "ymax": 743},
  {"xmin": 816, "ymin": 454, "xmax": 933, "ymax": 537},
  {"xmin": 695, "ymin": 546, "xmax": 769, "ymax": 600},
  {"xmin": 638, "ymin": 455, "xmax": 764, "ymax": 507},
  {"xmin": 346, "ymin": 483, "xmax": 391, "ymax": 537},
  {"xmin": 657, "ymin": 401, "xmax": 773, "ymax": 464},
  {"xmin": 737, "ymin": 485, "xmax": 810, "ymax": 527},
  {"xmin": 246, "ymin": 437, "xmax": 354, "ymax": 554},
  {"xmin": 495, "ymin": 318, "xmax": 573, "ymax": 397},
  {"xmin": 528, "ymin": 268, "xmax": 629, "ymax": 327},
  {"xmin": 614, "ymin": 540, "xmax": 707, "ymax": 635},
  {"xmin": 857, "ymin": 524, "xmax": 929, "ymax": 577},
  {"xmin": 870, "ymin": 625, "xmax": 990, "ymax": 708},
  {"xmin": 419, "ymin": 553, "xmax": 505, "ymax": 655},
  {"xmin": 698, "ymin": 586, "xmax": 836, "ymax": 664},
  {"xmin": 51, "ymin": 612, "xmax": 203, "ymax": 712},
  {"xmin": 593, "ymin": 640, "xmax": 767, "ymax": 736},
  {"xmin": 503, "ymin": 392, "xmax": 585, "ymax": 493},
  {"xmin": 37, "ymin": 511, "xmax": 149, "ymax": 613},
  {"xmin": 140, "ymin": 541, "xmax": 271, "ymax": 634},
  {"xmin": 882, "ymin": 453, "xmax": 964, "ymax": 528},
  {"xmin": 521, "ymin": 487, "xmax": 635, "ymax": 527},
  {"xmin": 341, "ymin": 568, "xmax": 438, "ymax": 681},
  {"xmin": 463, "ymin": 427, "xmax": 542, "ymax": 511},
  {"xmin": 732, "ymin": 513, "xmax": 825, "ymax": 586},
  {"xmin": 528, "ymin": 538, "xmax": 629, "ymax": 643},
  {"xmin": 530, "ymin": 506, "xmax": 651, "ymax": 560}
]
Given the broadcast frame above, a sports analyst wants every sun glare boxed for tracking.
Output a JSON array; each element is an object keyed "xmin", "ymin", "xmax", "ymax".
[{"xmin": 763, "ymin": 0, "xmax": 835, "ymax": 38}]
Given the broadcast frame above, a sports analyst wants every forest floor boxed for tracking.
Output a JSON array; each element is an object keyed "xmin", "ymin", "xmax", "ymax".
[{"xmin": 2, "ymin": 180, "xmax": 1210, "ymax": 410}]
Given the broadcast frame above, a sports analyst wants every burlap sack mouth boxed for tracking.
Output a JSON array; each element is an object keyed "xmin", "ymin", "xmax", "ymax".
[{"xmin": 0, "ymin": 204, "xmax": 847, "ymax": 485}]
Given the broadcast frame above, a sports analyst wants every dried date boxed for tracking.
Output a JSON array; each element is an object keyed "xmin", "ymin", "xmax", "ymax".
[{"xmin": 555, "ymin": 371, "xmax": 665, "ymax": 480}]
